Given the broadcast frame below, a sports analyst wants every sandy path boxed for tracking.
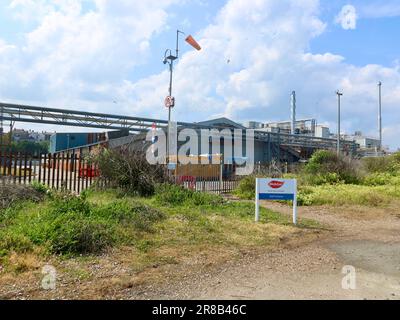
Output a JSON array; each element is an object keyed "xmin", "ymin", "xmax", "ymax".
[{"xmin": 135, "ymin": 202, "xmax": 400, "ymax": 300}]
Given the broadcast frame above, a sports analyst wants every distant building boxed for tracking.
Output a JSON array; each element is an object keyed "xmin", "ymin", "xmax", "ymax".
[
  {"xmin": 29, "ymin": 131, "xmax": 52, "ymax": 142},
  {"xmin": 351, "ymin": 133, "xmax": 380, "ymax": 150},
  {"xmin": 354, "ymin": 137, "xmax": 380, "ymax": 150},
  {"xmin": 12, "ymin": 129, "xmax": 32, "ymax": 142},
  {"xmin": 49, "ymin": 130, "xmax": 129, "ymax": 153},
  {"xmin": 197, "ymin": 117, "xmax": 246, "ymax": 130},
  {"xmin": 10, "ymin": 129, "xmax": 52, "ymax": 143},
  {"xmin": 243, "ymin": 121, "xmax": 264, "ymax": 129},
  {"xmin": 315, "ymin": 125, "xmax": 330, "ymax": 139},
  {"xmin": 243, "ymin": 119, "xmax": 317, "ymax": 136}
]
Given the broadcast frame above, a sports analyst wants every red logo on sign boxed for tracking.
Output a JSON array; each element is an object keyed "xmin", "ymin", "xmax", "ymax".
[{"xmin": 268, "ymin": 180, "xmax": 285, "ymax": 189}]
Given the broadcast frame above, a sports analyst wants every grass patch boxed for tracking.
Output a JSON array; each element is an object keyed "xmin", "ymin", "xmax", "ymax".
[
  {"xmin": 154, "ymin": 183, "xmax": 225, "ymax": 207},
  {"xmin": 297, "ymin": 184, "xmax": 400, "ymax": 207},
  {"xmin": 233, "ymin": 151, "xmax": 400, "ymax": 207},
  {"xmin": 0, "ymin": 187, "xmax": 320, "ymax": 281},
  {"xmin": 0, "ymin": 193, "xmax": 165, "ymax": 257}
]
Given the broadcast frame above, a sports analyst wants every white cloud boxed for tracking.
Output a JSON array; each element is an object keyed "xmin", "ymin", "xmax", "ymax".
[
  {"xmin": 0, "ymin": 0, "xmax": 180, "ymax": 111},
  {"xmin": 0, "ymin": 0, "xmax": 400, "ymax": 150},
  {"xmin": 359, "ymin": 1, "xmax": 400, "ymax": 19},
  {"xmin": 335, "ymin": 4, "xmax": 357, "ymax": 30}
]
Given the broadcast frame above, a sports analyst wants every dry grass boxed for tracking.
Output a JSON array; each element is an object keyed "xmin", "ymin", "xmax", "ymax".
[{"xmin": 0, "ymin": 190, "xmax": 322, "ymax": 299}]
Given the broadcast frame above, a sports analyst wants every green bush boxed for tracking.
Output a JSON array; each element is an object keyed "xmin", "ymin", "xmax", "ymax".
[
  {"xmin": 361, "ymin": 153, "xmax": 400, "ymax": 174},
  {"xmin": 233, "ymin": 176, "xmax": 256, "ymax": 200},
  {"xmin": 302, "ymin": 150, "xmax": 361, "ymax": 185},
  {"xmin": 300, "ymin": 172, "xmax": 343, "ymax": 186},
  {"xmin": 155, "ymin": 184, "xmax": 224, "ymax": 207},
  {"xmin": 31, "ymin": 181, "xmax": 50, "ymax": 195},
  {"xmin": 94, "ymin": 149, "xmax": 169, "ymax": 197},
  {"xmin": 362, "ymin": 172, "xmax": 400, "ymax": 186},
  {"xmin": 0, "ymin": 194, "xmax": 166, "ymax": 256},
  {"xmin": 94, "ymin": 200, "xmax": 164, "ymax": 232},
  {"xmin": 297, "ymin": 184, "xmax": 394, "ymax": 207},
  {"xmin": 44, "ymin": 214, "xmax": 114, "ymax": 255},
  {"xmin": 362, "ymin": 172, "xmax": 391, "ymax": 186},
  {"xmin": 362, "ymin": 157, "xmax": 393, "ymax": 173},
  {"xmin": 0, "ymin": 232, "xmax": 33, "ymax": 253}
]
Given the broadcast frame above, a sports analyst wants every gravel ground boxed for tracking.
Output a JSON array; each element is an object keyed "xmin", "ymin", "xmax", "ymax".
[
  {"xmin": 125, "ymin": 202, "xmax": 400, "ymax": 300},
  {"xmin": 2, "ymin": 201, "xmax": 400, "ymax": 300}
]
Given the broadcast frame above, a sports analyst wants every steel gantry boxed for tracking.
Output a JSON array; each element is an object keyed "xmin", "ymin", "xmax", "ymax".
[{"xmin": 0, "ymin": 101, "xmax": 357, "ymax": 155}]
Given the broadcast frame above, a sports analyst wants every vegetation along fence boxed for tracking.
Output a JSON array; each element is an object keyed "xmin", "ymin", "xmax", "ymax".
[
  {"xmin": 171, "ymin": 163, "xmax": 242, "ymax": 194},
  {"xmin": 0, "ymin": 146, "xmax": 296, "ymax": 195},
  {"xmin": 0, "ymin": 149, "xmax": 104, "ymax": 193}
]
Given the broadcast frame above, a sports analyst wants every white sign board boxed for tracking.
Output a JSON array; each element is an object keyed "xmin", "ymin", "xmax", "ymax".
[{"xmin": 255, "ymin": 178, "xmax": 298, "ymax": 225}]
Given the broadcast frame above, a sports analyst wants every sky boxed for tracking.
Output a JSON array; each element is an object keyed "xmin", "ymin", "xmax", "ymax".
[{"xmin": 0, "ymin": 0, "xmax": 399, "ymax": 150}]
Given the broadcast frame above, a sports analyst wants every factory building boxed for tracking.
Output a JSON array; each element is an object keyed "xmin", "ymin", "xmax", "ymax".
[
  {"xmin": 243, "ymin": 119, "xmax": 317, "ymax": 136},
  {"xmin": 345, "ymin": 132, "xmax": 381, "ymax": 150},
  {"xmin": 49, "ymin": 130, "xmax": 129, "ymax": 153}
]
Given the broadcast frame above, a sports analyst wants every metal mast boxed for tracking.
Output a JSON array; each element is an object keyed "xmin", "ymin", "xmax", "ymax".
[
  {"xmin": 336, "ymin": 90, "xmax": 343, "ymax": 156},
  {"xmin": 291, "ymin": 91, "xmax": 296, "ymax": 135},
  {"xmin": 163, "ymin": 30, "xmax": 185, "ymax": 163},
  {"xmin": 378, "ymin": 81, "xmax": 382, "ymax": 151}
]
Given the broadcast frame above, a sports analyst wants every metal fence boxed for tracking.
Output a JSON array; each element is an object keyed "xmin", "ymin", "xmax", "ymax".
[
  {"xmin": 0, "ymin": 149, "xmax": 102, "ymax": 193},
  {"xmin": 0, "ymin": 147, "xmax": 298, "ymax": 195},
  {"xmin": 171, "ymin": 163, "xmax": 242, "ymax": 194},
  {"xmin": 170, "ymin": 161, "xmax": 297, "ymax": 194}
]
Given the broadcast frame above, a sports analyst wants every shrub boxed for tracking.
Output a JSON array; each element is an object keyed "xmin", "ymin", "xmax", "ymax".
[
  {"xmin": 233, "ymin": 176, "xmax": 256, "ymax": 200},
  {"xmin": 0, "ymin": 184, "xmax": 44, "ymax": 210},
  {"xmin": 0, "ymin": 232, "xmax": 33, "ymax": 253},
  {"xmin": 50, "ymin": 193, "xmax": 92, "ymax": 216},
  {"xmin": 0, "ymin": 193, "xmax": 166, "ymax": 256},
  {"xmin": 297, "ymin": 184, "xmax": 392, "ymax": 207},
  {"xmin": 155, "ymin": 183, "xmax": 224, "ymax": 207},
  {"xmin": 361, "ymin": 153, "xmax": 400, "ymax": 174},
  {"xmin": 300, "ymin": 172, "xmax": 342, "ymax": 186},
  {"xmin": 302, "ymin": 150, "xmax": 361, "ymax": 185},
  {"xmin": 94, "ymin": 200, "xmax": 165, "ymax": 232},
  {"xmin": 362, "ymin": 172, "xmax": 392, "ymax": 186},
  {"xmin": 30, "ymin": 181, "xmax": 49, "ymax": 195},
  {"xmin": 362, "ymin": 157, "xmax": 393, "ymax": 173},
  {"xmin": 45, "ymin": 215, "xmax": 114, "ymax": 255},
  {"xmin": 94, "ymin": 148, "xmax": 169, "ymax": 197}
]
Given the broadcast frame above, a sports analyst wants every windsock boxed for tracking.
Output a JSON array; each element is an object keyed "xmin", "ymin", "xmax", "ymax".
[{"xmin": 185, "ymin": 35, "xmax": 201, "ymax": 51}]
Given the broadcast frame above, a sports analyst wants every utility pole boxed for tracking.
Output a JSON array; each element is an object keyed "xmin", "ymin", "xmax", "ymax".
[
  {"xmin": 9, "ymin": 122, "xmax": 14, "ymax": 147},
  {"xmin": 163, "ymin": 30, "xmax": 201, "ymax": 164},
  {"xmin": 163, "ymin": 30, "xmax": 185, "ymax": 164},
  {"xmin": 336, "ymin": 90, "xmax": 343, "ymax": 156},
  {"xmin": 378, "ymin": 81, "xmax": 382, "ymax": 152},
  {"xmin": 291, "ymin": 91, "xmax": 296, "ymax": 135}
]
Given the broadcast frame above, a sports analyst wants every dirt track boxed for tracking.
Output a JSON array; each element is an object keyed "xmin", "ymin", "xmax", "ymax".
[
  {"xmin": 2, "ymin": 202, "xmax": 400, "ymax": 300},
  {"xmin": 132, "ymin": 202, "xmax": 400, "ymax": 300}
]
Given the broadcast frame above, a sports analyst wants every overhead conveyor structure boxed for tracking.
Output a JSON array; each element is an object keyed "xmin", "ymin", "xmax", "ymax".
[{"xmin": 0, "ymin": 101, "xmax": 357, "ymax": 162}]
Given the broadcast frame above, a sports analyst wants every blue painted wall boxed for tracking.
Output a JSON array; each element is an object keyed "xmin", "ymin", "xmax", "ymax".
[{"xmin": 50, "ymin": 133, "xmax": 93, "ymax": 153}]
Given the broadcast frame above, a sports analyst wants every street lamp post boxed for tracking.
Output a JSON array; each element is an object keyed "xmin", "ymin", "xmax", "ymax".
[
  {"xmin": 336, "ymin": 90, "xmax": 343, "ymax": 156},
  {"xmin": 163, "ymin": 30, "xmax": 201, "ymax": 164},
  {"xmin": 378, "ymin": 81, "xmax": 382, "ymax": 152},
  {"xmin": 163, "ymin": 30, "xmax": 185, "ymax": 164}
]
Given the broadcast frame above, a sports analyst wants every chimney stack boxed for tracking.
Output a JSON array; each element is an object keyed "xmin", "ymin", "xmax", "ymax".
[{"xmin": 291, "ymin": 91, "xmax": 296, "ymax": 135}]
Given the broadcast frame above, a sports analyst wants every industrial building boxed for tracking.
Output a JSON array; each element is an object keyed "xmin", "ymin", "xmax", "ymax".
[
  {"xmin": 105, "ymin": 117, "xmax": 357, "ymax": 165},
  {"xmin": 342, "ymin": 132, "xmax": 381, "ymax": 152},
  {"xmin": 49, "ymin": 130, "xmax": 129, "ymax": 153},
  {"xmin": 244, "ymin": 119, "xmax": 317, "ymax": 136},
  {"xmin": 0, "ymin": 101, "xmax": 372, "ymax": 164}
]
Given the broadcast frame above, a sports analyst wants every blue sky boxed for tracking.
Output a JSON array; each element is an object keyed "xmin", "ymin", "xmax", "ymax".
[{"xmin": 0, "ymin": 0, "xmax": 399, "ymax": 149}]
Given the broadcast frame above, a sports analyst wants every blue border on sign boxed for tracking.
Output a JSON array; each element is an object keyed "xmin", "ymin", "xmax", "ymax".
[{"xmin": 259, "ymin": 193, "xmax": 294, "ymax": 201}]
